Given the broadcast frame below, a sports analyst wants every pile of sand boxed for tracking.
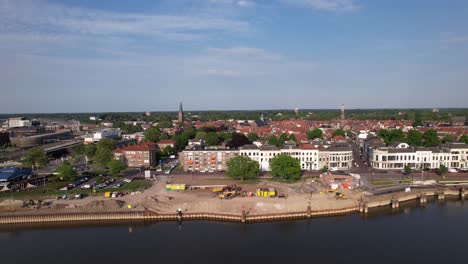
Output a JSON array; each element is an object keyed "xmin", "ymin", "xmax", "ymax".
[
  {"xmin": 0, "ymin": 199, "xmax": 23, "ymax": 209},
  {"xmin": 84, "ymin": 200, "xmax": 125, "ymax": 210}
]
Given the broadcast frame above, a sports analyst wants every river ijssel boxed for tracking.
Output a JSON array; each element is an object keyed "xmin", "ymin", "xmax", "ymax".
[{"xmin": 0, "ymin": 200, "xmax": 467, "ymax": 263}]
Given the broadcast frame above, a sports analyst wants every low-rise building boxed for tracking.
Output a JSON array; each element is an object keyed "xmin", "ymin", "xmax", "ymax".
[
  {"xmin": 239, "ymin": 144, "xmax": 321, "ymax": 171},
  {"xmin": 157, "ymin": 139, "xmax": 176, "ymax": 150},
  {"xmin": 84, "ymin": 128, "xmax": 121, "ymax": 144},
  {"xmin": 8, "ymin": 117, "xmax": 31, "ymax": 128},
  {"xmin": 318, "ymin": 143, "xmax": 353, "ymax": 171},
  {"xmin": 113, "ymin": 142, "xmax": 158, "ymax": 167},
  {"xmin": 0, "ymin": 168, "xmax": 33, "ymax": 188}
]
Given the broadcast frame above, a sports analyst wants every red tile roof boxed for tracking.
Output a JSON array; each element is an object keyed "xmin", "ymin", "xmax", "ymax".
[
  {"xmin": 113, "ymin": 142, "xmax": 156, "ymax": 153},
  {"xmin": 157, "ymin": 139, "xmax": 176, "ymax": 144},
  {"xmin": 300, "ymin": 144, "xmax": 319, "ymax": 150}
]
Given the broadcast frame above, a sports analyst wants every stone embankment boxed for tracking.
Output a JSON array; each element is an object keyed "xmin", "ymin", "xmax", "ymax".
[{"xmin": 1, "ymin": 187, "xmax": 466, "ymax": 225}]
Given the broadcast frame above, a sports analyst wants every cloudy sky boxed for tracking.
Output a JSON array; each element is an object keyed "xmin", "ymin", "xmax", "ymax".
[{"xmin": 1, "ymin": 0, "xmax": 468, "ymax": 113}]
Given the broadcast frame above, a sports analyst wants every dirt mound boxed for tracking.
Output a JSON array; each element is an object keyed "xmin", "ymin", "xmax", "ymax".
[
  {"xmin": 84, "ymin": 200, "xmax": 125, "ymax": 210},
  {"xmin": 0, "ymin": 199, "xmax": 23, "ymax": 209}
]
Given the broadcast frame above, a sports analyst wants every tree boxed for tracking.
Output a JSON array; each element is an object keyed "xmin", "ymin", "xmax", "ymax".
[
  {"xmin": 84, "ymin": 144, "xmax": 97, "ymax": 157},
  {"xmin": 205, "ymin": 132, "xmax": 220, "ymax": 146},
  {"xmin": 268, "ymin": 136, "xmax": 280, "ymax": 147},
  {"xmin": 406, "ymin": 130, "xmax": 423, "ymax": 146},
  {"xmin": 162, "ymin": 145, "xmax": 175, "ymax": 157},
  {"xmin": 320, "ymin": 166, "xmax": 328, "ymax": 173},
  {"xmin": 22, "ymin": 147, "xmax": 48, "ymax": 170},
  {"xmin": 227, "ymin": 133, "xmax": 251, "ymax": 148},
  {"xmin": 307, "ymin": 129, "xmax": 323, "ymax": 140},
  {"xmin": 97, "ymin": 138, "xmax": 116, "ymax": 151},
  {"xmin": 94, "ymin": 138, "xmax": 117, "ymax": 166},
  {"xmin": 107, "ymin": 159, "xmax": 128, "ymax": 176},
  {"xmin": 437, "ymin": 164, "xmax": 448, "ymax": 176},
  {"xmin": 181, "ymin": 126, "xmax": 197, "ymax": 139},
  {"xmin": 269, "ymin": 155, "xmax": 302, "ymax": 181},
  {"xmin": 226, "ymin": 156, "xmax": 260, "ymax": 181},
  {"xmin": 332, "ymin": 129, "xmax": 346, "ymax": 138},
  {"xmin": 144, "ymin": 126, "xmax": 161, "ymax": 143},
  {"xmin": 389, "ymin": 129, "xmax": 405, "ymax": 143},
  {"xmin": 200, "ymin": 126, "xmax": 216, "ymax": 133},
  {"xmin": 460, "ymin": 134, "xmax": 468, "ymax": 144},
  {"xmin": 403, "ymin": 165, "xmax": 412, "ymax": 175},
  {"xmin": 413, "ymin": 112, "xmax": 423, "ymax": 127},
  {"xmin": 288, "ymin": 134, "xmax": 297, "ymax": 142},
  {"xmin": 423, "ymin": 129, "xmax": 440, "ymax": 147},
  {"xmin": 73, "ymin": 145, "xmax": 85, "ymax": 156},
  {"xmin": 158, "ymin": 121, "xmax": 173, "ymax": 128},
  {"xmin": 173, "ymin": 134, "xmax": 189, "ymax": 150},
  {"xmin": 378, "ymin": 129, "xmax": 405, "ymax": 145},
  {"xmin": 247, "ymin": 133, "xmax": 259, "ymax": 142},
  {"xmin": 195, "ymin": 131, "xmax": 207, "ymax": 140},
  {"xmin": 377, "ymin": 129, "xmax": 391, "ymax": 145},
  {"xmin": 279, "ymin": 133, "xmax": 288, "ymax": 146},
  {"xmin": 57, "ymin": 161, "xmax": 77, "ymax": 181},
  {"xmin": 442, "ymin": 134, "xmax": 455, "ymax": 144},
  {"xmin": 95, "ymin": 147, "xmax": 113, "ymax": 166}
]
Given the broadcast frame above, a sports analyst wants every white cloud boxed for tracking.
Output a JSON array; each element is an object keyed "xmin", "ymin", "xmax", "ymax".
[
  {"xmin": 196, "ymin": 69, "xmax": 241, "ymax": 77},
  {"xmin": 237, "ymin": 1, "xmax": 255, "ymax": 7},
  {"xmin": 443, "ymin": 36, "xmax": 468, "ymax": 44},
  {"xmin": 282, "ymin": 0, "xmax": 357, "ymax": 11},
  {"xmin": 0, "ymin": 0, "xmax": 251, "ymax": 41},
  {"xmin": 206, "ymin": 46, "xmax": 282, "ymax": 61}
]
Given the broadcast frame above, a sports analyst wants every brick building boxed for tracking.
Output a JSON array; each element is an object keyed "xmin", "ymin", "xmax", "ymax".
[
  {"xmin": 113, "ymin": 142, "xmax": 158, "ymax": 167},
  {"xmin": 179, "ymin": 146, "xmax": 238, "ymax": 172}
]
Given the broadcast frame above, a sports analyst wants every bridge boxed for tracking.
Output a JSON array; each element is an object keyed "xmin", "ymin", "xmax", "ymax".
[
  {"xmin": 43, "ymin": 139, "xmax": 83, "ymax": 153},
  {"xmin": 0, "ymin": 140, "xmax": 83, "ymax": 162}
]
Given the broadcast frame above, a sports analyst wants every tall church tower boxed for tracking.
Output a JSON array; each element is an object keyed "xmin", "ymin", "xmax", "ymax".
[
  {"xmin": 340, "ymin": 104, "xmax": 345, "ymax": 128},
  {"xmin": 178, "ymin": 102, "xmax": 184, "ymax": 123}
]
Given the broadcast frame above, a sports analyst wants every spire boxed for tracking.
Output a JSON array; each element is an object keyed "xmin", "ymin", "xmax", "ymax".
[
  {"xmin": 340, "ymin": 104, "xmax": 345, "ymax": 128},
  {"xmin": 178, "ymin": 102, "xmax": 184, "ymax": 123}
]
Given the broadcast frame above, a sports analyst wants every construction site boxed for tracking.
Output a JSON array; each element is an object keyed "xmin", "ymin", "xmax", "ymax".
[{"xmin": 0, "ymin": 174, "xmax": 361, "ymax": 216}]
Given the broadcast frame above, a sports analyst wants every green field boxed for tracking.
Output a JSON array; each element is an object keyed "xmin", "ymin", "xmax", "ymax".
[{"xmin": 370, "ymin": 178, "xmax": 397, "ymax": 189}]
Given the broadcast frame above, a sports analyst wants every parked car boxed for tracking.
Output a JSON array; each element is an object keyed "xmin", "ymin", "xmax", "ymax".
[
  {"xmin": 81, "ymin": 184, "xmax": 94, "ymax": 190},
  {"xmin": 123, "ymin": 178, "xmax": 132, "ymax": 183},
  {"xmin": 113, "ymin": 181, "xmax": 124, "ymax": 188},
  {"xmin": 95, "ymin": 183, "xmax": 107, "ymax": 189}
]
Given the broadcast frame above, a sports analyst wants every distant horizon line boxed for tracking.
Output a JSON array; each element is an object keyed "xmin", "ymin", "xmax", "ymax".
[{"xmin": 1, "ymin": 107, "xmax": 468, "ymax": 116}]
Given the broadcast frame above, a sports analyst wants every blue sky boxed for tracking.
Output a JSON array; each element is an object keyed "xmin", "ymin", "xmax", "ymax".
[{"xmin": 1, "ymin": 0, "xmax": 468, "ymax": 113}]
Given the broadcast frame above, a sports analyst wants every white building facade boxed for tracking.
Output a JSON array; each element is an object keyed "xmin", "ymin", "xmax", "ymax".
[
  {"xmin": 370, "ymin": 143, "xmax": 468, "ymax": 170},
  {"xmin": 8, "ymin": 118, "xmax": 31, "ymax": 128},
  {"xmin": 84, "ymin": 128, "xmax": 121, "ymax": 143},
  {"xmin": 239, "ymin": 144, "xmax": 351, "ymax": 172}
]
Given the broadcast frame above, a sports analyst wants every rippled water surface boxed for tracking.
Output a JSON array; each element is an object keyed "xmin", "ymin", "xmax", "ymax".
[{"xmin": 1, "ymin": 200, "xmax": 467, "ymax": 263}]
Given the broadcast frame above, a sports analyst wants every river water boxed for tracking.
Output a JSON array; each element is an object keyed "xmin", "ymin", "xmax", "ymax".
[{"xmin": 0, "ymin": 199, "xmax": 467, "ymax": 263}]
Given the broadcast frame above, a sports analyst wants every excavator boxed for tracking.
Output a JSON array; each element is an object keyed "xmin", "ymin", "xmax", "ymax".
[
  {"xmin": 218, "ymin": 190, "xmax": 240, "ymax": 200},
  {"xmin": 335, "ymin": 192, "xmax": 347, "ymax": 199}
]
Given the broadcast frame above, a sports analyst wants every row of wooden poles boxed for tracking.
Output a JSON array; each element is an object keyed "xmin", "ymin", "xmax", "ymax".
[{"xmin": 0, "ymin": 206, "xmax": 359, "ymax": 225}]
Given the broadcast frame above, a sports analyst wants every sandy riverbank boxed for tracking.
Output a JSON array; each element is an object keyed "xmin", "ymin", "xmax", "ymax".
[{"xmin": 0, "ymin": 175, "xmax": 361, "ymax": 216}]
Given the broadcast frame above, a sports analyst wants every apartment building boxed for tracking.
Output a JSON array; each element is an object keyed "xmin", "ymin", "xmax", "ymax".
[
  {"xmin": 239, "ymin": 144, "xmax": 321, "ymax": 171},
  {"xmin": 113, "ymin": 142, "xmax": 158, "ymax": 167},
  {"xmin": 318, "ymin": 143, "xmax": 354, "ymax": 171},
  {"xmin": 179, "ymin": 146, "xmax": 238, "ymax": 172}
]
